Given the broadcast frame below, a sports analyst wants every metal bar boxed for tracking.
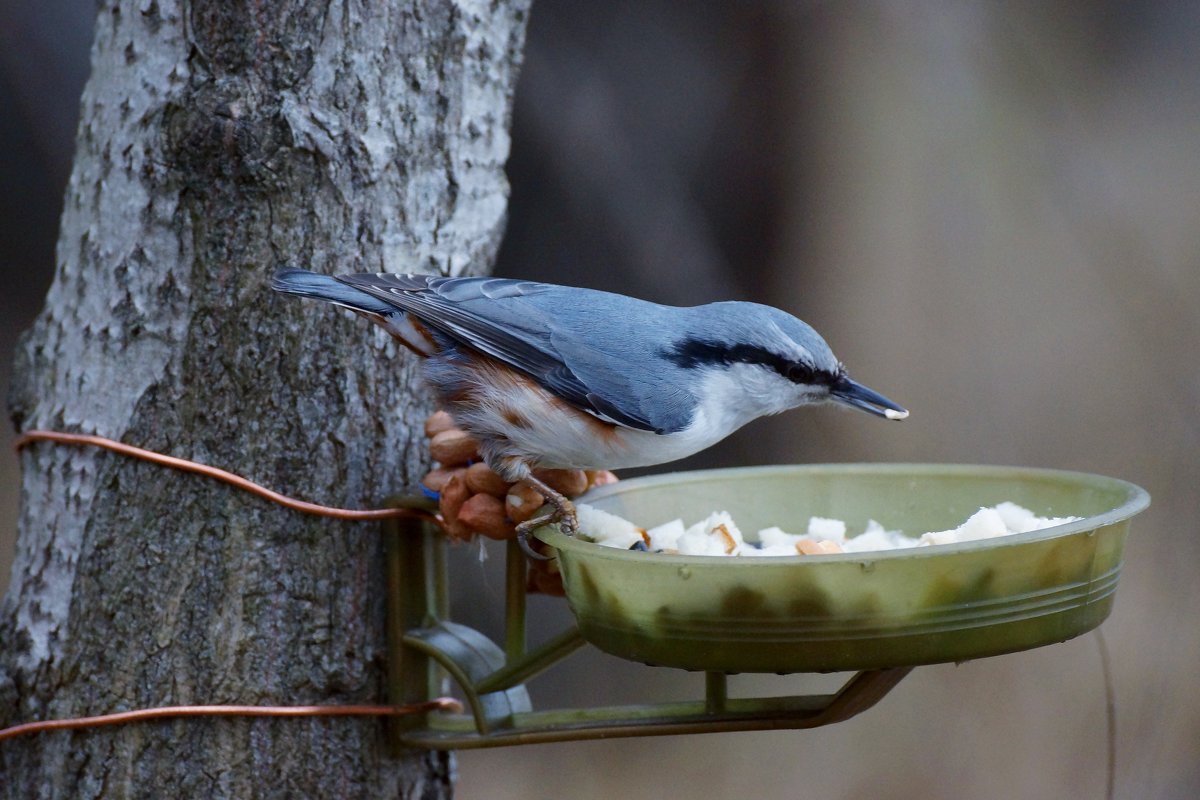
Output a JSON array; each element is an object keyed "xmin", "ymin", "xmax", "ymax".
[
  {"xmin": 382, "ymin": 496, "xmax": 441, "ymax": 756},
  {"xmin": 402, "ymin": 669, "xmax": 911, "ymax": 749},
  {"xmin": 423, "ymin": 693, "xmax": 827, "ymax": 732},
  {"xmin": 474, "ymin": 626, "xmax": 587, "ymax": 695},
  {"xmin": 399, "ymin": 670, "xmax": 911, "ymax": 750},
  {"xmin": 403, "ymin": 622, "xmax": 533, "ymax": 734},
  {"xmin": 704, "ymin": 672, "xmax": 727, "ymax": 714},
  {"xmin": 432, "ymin": 532, "xmax": 449, "ymax": 620},
  {"xmin": 382, "ymin": 515, "xmax": 408, "ymax": 756},
  {"xmin": 432, "ymin": 532, "xmax": 451, "ymax": 700},
  {"xmin": 504, "ymin": 538, "xmax": 527, "ymax": 662},
  {"xmin": 811, "ymin": 667, "xmax": 912, "ymax": 726}
]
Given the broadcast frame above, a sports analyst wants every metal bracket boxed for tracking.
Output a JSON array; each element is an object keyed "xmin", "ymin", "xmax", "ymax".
[
  {"xmin": 382, "ymin": 496, "xmax": 910, "ymax": 751},
  {"xmin": 403, "ymin": 621, "xmax": 533, "ymax": 733}
]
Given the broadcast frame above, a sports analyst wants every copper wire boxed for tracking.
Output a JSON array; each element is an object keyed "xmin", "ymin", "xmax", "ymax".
[
  {"xmin": 4, "ymin": 429, "xmax": 454, "ymax": 741},
  {"xmin": 14, "ymin": 430, "xmax": 442, "ymax": 525},
  {"xmin": 0, "ymin": 699, "xmax": 463, "ymax": 742}
]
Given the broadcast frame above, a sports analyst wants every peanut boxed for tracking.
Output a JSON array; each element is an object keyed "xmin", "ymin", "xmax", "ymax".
[
  {"xmin": 505, "ymin": 481, "xmax": 546, "ymax": 523},
  {"xmin": 529, "ymin": 569, "xmax": 565, "ymax": 597},
  {"xmin": 429, "ymin": 429, "xmax": 478, "ymax": 466},
  {"xmin": 525, "ymin": 547, "xmax": 565, "ymax": 596},
  {"xmin": 465, "ymin": 462, "xmax": 511, "ymax": 497},
  {"xmin": 457, "ymin": 493, "xmax": 514, "ymax": 540},
  {"xmin": 444, "ymin": 518, "xmax": 473, "ymax": 542},
  {"xmin": 424, "ymin": 410, "xmax": 457, "ymax": 438},
  {"xmin": 438, "ymin": 472, "xmax": 470, "ymax": 526},
  {"xmin": 533, "ymin": 468, "xmax": 589, "ymax": 497},
  {"xmin": 586, "ymin": 469, "xmax": 619, "ymax": 488},
  {"xmin": 421, "ymin": 466, "xmax": 460, "ymax": 493}
]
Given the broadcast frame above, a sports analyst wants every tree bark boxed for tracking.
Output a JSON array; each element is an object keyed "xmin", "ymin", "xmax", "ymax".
[{"xmin": 0, "ymin": 0, "xmax": 528, "ymax": 796}]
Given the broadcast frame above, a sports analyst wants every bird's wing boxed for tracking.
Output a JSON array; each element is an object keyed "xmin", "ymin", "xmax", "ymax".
[{"xmin": 335, "ymin": 273, "xmax": 663, "ymax": 432}]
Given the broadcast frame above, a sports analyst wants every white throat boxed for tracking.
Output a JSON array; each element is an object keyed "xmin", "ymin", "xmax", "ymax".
[{"xmin": 681, "ymin": 364, "xmax": 813, "ymax": 446}]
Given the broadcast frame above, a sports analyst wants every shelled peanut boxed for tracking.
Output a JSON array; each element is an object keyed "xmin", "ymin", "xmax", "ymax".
[
  {"xmin": 526, "ymin": 539, "xmax": 566, "ymax": 597},
  {"xmin": 420, "ymin": 410, "xmax": 617, "ymax": 593}
]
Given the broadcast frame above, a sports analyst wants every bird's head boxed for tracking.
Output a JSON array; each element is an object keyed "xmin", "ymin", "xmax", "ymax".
[{"xmin": 666, "ymin": 303, "xmax": 908, "ymax": 424}]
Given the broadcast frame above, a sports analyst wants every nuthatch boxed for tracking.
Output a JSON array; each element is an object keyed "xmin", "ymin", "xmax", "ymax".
[{"xmin": 272, "ymin": 269, "xmax": 908, "ymax": 541}]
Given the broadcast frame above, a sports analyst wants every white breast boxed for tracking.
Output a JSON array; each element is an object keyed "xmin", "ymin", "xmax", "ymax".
[
  {"xmin": 447, "ymin": 374, "xmax": 690, "ymax": 471},
  {"xmin": 443, "ymin": 361, "xmax": 801, "ymax": 472}
]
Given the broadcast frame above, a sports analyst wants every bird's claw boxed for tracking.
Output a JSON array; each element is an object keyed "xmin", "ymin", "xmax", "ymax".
[
  {"xmin": 517, "ymin": 527, "xmax": 552, "ymax": 561},
  {"xmin": 515, "ymin": 513, "xmax": 562, "ymax": 561},
  {"xmin": 515, "ymin": 497, "xmax": 579, "ymax": 561},
  {"xmin": 513, "ymin": 472, "xmax": 582, "ymax": 561},
  {"xmin": 555, "ymin": 500, "xmax": 579, "ymax": 536}
]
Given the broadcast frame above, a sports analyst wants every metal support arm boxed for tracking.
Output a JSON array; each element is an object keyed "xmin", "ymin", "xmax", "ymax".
[{"xmin": 382, "ymin": 497, "xmax": 910, "ymax": 751}]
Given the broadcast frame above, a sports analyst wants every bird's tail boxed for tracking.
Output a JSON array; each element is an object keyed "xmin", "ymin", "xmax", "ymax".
[
  {"xmin": 271, "ymin": 268, "xmax": 395, "ymax": 316},
  {"xmin": 272, "ymin": 268, "xmax": 440, "ymax": 356}
]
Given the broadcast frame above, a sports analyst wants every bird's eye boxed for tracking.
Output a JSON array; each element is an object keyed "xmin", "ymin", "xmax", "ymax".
[{"xmin": 785, "ymin": 363, "xmax": 817, "ymax": 384}]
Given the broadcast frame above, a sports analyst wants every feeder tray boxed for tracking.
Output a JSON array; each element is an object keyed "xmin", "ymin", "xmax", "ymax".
[{"xmin": 385, "ymin": 464, "xmax": 1148, "ymax": 749}]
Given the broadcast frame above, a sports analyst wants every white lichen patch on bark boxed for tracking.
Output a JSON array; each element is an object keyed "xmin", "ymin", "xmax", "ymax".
[{"xmin": 8, "ymin": 0, "xmax": 194, "ymax": 673}]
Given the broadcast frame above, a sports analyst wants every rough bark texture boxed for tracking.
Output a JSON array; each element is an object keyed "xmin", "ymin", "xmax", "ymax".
[{"xmin": 0, "ymin": 0, "xmax": 528, "ymax": 796}]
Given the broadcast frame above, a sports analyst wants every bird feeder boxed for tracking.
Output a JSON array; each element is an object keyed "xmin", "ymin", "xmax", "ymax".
[{"xmin": 383, "ymin": 464, "xmax": 1148, "ymax": 750}]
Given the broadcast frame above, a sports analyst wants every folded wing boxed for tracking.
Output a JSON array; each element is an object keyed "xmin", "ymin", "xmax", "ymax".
[{"xmin": 336, "ymin": 273, "xmax": 663, "ymax": 432}]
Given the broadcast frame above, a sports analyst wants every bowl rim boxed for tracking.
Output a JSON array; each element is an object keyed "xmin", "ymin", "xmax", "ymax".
[{"xmin": 535, "ymin": 462, "xmax": 1151, "ymax": 564}]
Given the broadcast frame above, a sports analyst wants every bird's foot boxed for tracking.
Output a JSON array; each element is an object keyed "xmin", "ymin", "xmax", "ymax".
[
  {"xmin": 515, "ymin": 474, "xmax": 579, "ymax": 561},
  {"xmin": 516, "ymin": 519, "xmax": 553, "ymax": 561}
]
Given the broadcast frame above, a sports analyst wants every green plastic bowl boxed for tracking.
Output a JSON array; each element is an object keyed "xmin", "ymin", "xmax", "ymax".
[{"xmin": 535, "ymin": 464, "xmax": 1149, "ymax": 673}]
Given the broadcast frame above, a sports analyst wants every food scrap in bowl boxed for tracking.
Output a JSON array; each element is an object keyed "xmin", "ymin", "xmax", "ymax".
[{"xmin": 576, "ymin": 502, "xmax": 1080, "ymax": 556}]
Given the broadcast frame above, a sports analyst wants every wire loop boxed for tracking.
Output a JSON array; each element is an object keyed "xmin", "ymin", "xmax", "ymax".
[
  {"xmin": 0, "ymin": 699, "xmax": 463, "ymax": 742},
  {"xmin": 3, "ymin": 429, "xmax": 454, "ymax": 741},
  {"xmin": 14, "ymin": 430, "xmax": 442, "ymax": 525}
]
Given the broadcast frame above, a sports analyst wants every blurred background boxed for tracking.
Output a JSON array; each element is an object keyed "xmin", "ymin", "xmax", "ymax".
[{"xmin": 3, "ymin": 2, "xmax": 1198, "ymax": 798}]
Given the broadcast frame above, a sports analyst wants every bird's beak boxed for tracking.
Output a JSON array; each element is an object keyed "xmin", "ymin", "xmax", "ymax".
[{"xmin": 831, "ymin": 377, "xmax": 909, "ymax": 420}]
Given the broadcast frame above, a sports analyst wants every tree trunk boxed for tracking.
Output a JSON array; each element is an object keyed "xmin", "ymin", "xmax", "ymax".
[{"xmin": 0, "ymin": 0, "xmax": 529, "ymax": 796}]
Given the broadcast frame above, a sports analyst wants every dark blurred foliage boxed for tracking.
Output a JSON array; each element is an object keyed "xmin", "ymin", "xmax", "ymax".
[
  {"xmin": 0, "ymin": 3, "xmax": 91, "ymax": 323},
  {"xmin": 496, "ymin": 1, "xmax": 788, "ymax": 305}
]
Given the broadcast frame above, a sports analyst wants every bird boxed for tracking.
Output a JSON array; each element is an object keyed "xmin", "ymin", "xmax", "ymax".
[{"xmin": 271, "ymin": 268, "xmax": 908, "ymax": 543}]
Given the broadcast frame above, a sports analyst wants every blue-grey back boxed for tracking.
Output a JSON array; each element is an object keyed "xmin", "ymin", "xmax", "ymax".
[
  {"xmin": 337, "ymin": 274, "xmax": 706, "ymax": 432},
  {"xmin": 334, "ymin": 273, "xmax": 837, "ymax": 435}
]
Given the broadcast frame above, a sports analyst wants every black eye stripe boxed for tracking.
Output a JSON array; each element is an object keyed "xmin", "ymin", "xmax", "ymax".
[
  {"xmin": 785, "ymin": 363, "xmax": 818, "ymax": 385},
  {"xmin": 664, "ymin": 338, "xmax": 831, "ymax": 385}
]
